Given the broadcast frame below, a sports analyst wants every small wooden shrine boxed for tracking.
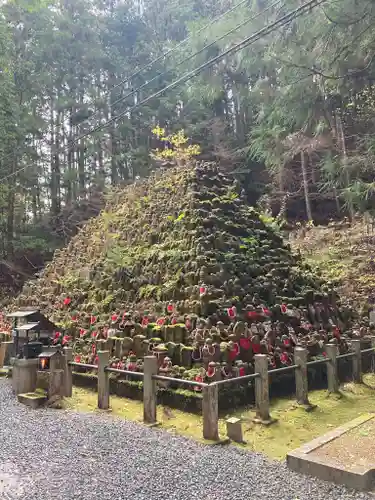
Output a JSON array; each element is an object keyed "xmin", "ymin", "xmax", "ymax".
[{"xmin": 6, "ymin": 309, "xmax": 58, "ymax": 358}]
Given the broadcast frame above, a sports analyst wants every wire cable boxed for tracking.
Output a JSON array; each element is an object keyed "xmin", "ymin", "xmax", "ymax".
[
  {"xmin": 0, "ymin": 0, "xmax": 327, "ymax": 183},
  {"xmin": 0, "ymin": 0, "xmax": 281, "ymax": 178},
  {"xmin": 75, "ymin": 0, "xmax": 257, "ymax": 131},
  {"xmin": 81, "ymin": 0, "xmax": 283, "ymax": 130},
  {"xmin": 69, "ymin": 0, "xmax": 327, "ymax": 146},
  {"xmin": 0, "ymin": 0, "xmax": 257, "ymax": 171}
]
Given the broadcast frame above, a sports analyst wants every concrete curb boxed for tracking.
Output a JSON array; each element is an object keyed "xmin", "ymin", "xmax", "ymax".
[{"xmin": 287, "ymin": 413, "xmax": 375, "ymax": 490}]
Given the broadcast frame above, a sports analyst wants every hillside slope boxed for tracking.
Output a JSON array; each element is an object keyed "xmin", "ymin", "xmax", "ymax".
[
  {"xmin": 291, "ymin": 220, "xmax": 375, "ymax": 314},
  {"xmin": 15, "ymin": 163, "xmax": 333, "ymax": 329}
]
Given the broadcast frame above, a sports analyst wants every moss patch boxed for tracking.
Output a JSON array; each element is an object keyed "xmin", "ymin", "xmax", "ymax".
[
  {"xmin": 14, "ymin": 163, "xmax": 328, "ymax": 325},
  {"xmin": 22, "ymin": 392, "xmax": 47, "ymax": 399},
  {"xmin": 65, "ymin": 386, "xmax": 204, "ymax": 439},
  {"xmin": 65, "ymin": 373, "xmax": 375, "ymax": 460},
  {"xmin": 233, "ymin": 373, "xmax": 375, "ymax": 459},
  {"xmin": 292, "ymin": 220, "xmax": 375, "ymax": 311}
]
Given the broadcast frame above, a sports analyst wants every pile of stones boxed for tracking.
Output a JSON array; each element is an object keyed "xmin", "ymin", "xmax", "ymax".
[
  {"xmin": 67, "ymin": 301, "xmax": 372, "ymax": 387},
  {"xmin": 14, "ymin": 163, "xmax": 335, "ymax": 318},
  {"xmin": 12, "ymin": 162, "xmax": 369, "ymax": 385}
]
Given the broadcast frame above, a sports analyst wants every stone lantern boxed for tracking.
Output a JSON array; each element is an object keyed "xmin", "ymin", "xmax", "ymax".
[{"xmin": 36, "ymin": 349, "xmax": 65, "ymax": 399}]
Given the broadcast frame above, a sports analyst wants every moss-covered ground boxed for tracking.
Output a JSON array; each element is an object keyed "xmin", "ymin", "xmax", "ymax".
[
  {"xmin": 65, "ymin": 373, "xmax": 375, "ymax": 460},
  {"xmin": 15, "ymin": 163, "xmax": 326, "ymax": 329},
  {"xmin": 291, "ymin": 220, "xmax": 375, "ymax": 312}
]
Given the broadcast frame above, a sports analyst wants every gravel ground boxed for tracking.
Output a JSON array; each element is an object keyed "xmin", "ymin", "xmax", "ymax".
[{"xmin": 0, "ymin": 380, "xmax": 373, "ymax": 500}]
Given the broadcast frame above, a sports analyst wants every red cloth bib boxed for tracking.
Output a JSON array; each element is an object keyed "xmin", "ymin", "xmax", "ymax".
[
  {"xmin": 228, "ymin": 343, "xmax": 239, "ymax": 361},
  {"xmin": 240, "ymin": 338, "xmax": 251, "ymax": 350},
  {"xmin": 252, "ymin": 343, "xmax": 261, "ymax": 354}
]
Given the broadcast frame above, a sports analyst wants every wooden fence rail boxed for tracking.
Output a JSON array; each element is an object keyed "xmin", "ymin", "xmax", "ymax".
[{"xmin": 65, "ymin": 336, "xmax": 375, "ymax": 442}]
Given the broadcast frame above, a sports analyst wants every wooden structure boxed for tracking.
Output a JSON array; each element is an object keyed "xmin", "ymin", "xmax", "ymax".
[
  {"xmin": 6, "ymin": 309, "xmax": 58, "ymax": 357},
  {"xmin": 38, "ymin": 349, "xmax": 64, "ymax": 372}
]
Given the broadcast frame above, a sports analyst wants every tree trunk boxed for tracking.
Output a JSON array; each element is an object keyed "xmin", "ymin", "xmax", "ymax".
[
  {"xmin": 6, "ymin": 165, "xmax": 15, "ymax": 258},
  {"xmin": 278, "ymin": 164, "xmax": 284, "ymax": 193},
  {"xmin": 108, "ymin": 0, "xmax": 118, "ymax": 185},
  {"xmin": 301, "ymin": 151, "xmax": 313, "ymax": 221},
  {"xmin": 78, "ymin": 138, "xmax": 85, "ymax": 193},
  {"xmin": 336, "ymin": 112, "xmax": 354, "ymax": 221},
  {"xmin": 96, "ymin": 75, "xmax": 105, "ymax": 187},
  {"xmin": 50, "ymin": 98, "xmax": 60, "ymax": 216},
  {"xmin": 333, "ymin": 186, "xmax": 341, "ymax": 215},
  {"xmin": 77, "ymin": 89, "xmax": 86, "ymax": 195},
  {"xmin": 109, "ymin": 86, "xmax": 118, "ymax": 185},
  {"xmin": 66, "ymin": 108, "xmax": 74, "ymax": 205}
]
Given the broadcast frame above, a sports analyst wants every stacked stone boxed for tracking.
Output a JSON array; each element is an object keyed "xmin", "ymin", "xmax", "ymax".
[
  {"xmin": 14, "ymin": 163, "xmax": 336, "ymax": 324},
  {"xmin": 68, "ymin": 296, "xmax": 370, "ymax": 385}
]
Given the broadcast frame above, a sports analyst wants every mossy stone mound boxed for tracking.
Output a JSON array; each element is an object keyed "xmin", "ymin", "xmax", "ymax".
[{"xmin": 14, "ymin": 163, "xmax": 328, "ymax": 327}]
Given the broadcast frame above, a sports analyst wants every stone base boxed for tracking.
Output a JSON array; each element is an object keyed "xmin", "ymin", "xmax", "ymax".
[
  {"xmin": 18, "ymin": 392, "xmax": 47, "ymax": 409},
  {"xmin": 287, "ymin": 414, "xmax": 375, "ymax": 491},
  {"xmin": 12, "ymin": 359, "xmax": 38, "ymax": 395},
  {"xmin": 253, "ymin": 416, "xmax": 278, "ymax": 426},
  {"xmin": 37, "ymin": 369, "xmax": 64, "ymax": 398},
  {"xmin": 95, "ymin": 408, "xmax": 113, "ymax": 414},
  {"xmin": 207, "ymin": 438, "xmax": 231, "ymax": 446},
  {"xmin": 144, "ymin": 421, "xmax": 160, "ymax": 428},
  {"xmin": 297, "ymin": 402, "xmax": 317, "ymax": 412},
  {"xmin": 0, "ymin": 342, "xmax": 12, "ymax": 368},
  {"xmin": 226, "ymin": 417, "xmax": 244, "ymax": 443}
]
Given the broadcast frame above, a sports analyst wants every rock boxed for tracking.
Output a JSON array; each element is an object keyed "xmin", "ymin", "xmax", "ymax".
[
  {"xmin": 46, "ymin": 394, "xmax": 63, "ymax": 409},
  {"xmin": 233, "ymin": 321, "xmax": 246, "ymax": 338},
  {"xmin": 12, "ymin": 163, "xmax": 334, "ymax": 331}
]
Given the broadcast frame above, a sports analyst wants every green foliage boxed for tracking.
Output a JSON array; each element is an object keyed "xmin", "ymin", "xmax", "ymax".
[
  {"xmin": 151, "ymin": 127, "xmax": 201, "ymax": 163},
  {"xmin": 105, "ymin": 245, "xmax": 134, "ymax": 268},
  {"xmin": 14, "ymin": 163, "xmax": 329, "ymax": 325},
  {"xmin": 2, "ymin": 0, "xmax": 375, "ymax": 299},
  {"xmin": 175, "ymin": 212, "xmax": 185, "ymax": 223},
  {"xmin": 259, "ymin": 212, "xmax": 285, "ymax": 234},
  {"xmin": 139, "ymin": 284, "xmax": 162, "ymax": 300}
]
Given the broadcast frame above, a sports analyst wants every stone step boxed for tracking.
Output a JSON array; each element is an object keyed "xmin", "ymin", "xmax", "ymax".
[{"xmin": 17, "ymin": 392, "xmax": 47, "ymax": 409}]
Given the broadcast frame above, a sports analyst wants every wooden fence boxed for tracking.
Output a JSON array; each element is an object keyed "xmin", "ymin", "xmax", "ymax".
[{"xmin": 63, "ymin": 337, "xmax": 375, "ymax": 441}]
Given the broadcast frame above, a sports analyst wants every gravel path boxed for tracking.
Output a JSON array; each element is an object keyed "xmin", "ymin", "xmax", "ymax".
[{"xmin": 0, "ymin": 380, "xmax": 373, "ymax": 500}]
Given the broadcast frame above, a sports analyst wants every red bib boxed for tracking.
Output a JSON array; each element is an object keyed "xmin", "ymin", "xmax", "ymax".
[
  {"xmin": 252, "ymin": 343, "xmax": 261, "ymax": 354},
  {"xmin": 240, "ymin": 338, "xmax": 251, "ymax": 350}
]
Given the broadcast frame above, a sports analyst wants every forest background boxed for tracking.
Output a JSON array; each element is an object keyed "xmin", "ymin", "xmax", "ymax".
[{"xmin": 0, "ymin": 0, "xmax": 375, "ymax": 295}]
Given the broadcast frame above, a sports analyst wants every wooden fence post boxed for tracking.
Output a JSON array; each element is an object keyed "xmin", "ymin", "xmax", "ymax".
[
  {"xmin": 97, "ymin": 350, "xmax": 110, "ymax": 410},
  {"xmin": 294, "ymin": 347, "xmax": 311, "ymax": 406},
  {"xmin": 371, "ymin": 336, "xmax": 375, "ymax": 372},
  {"xmin": 351, "ymin": 339, "xmax": 362, "ymax": 383},
  {"xmin": 326, "ymin": 344, "xmax": 339, "ymax": 393},
  {"xmin": 202, "ymin": 384, "xmax": 219, "ymax": 441},
  {"xmin": 63, "ymin": 347, "xmax": 73, "ymax": 397},
  {"xmin": 143, "ymin": 356, "xmax": 158, "ymax": 425},
  {"xmin": 254, "ymin": 354, "xmax": 272, "ymax": 424}
]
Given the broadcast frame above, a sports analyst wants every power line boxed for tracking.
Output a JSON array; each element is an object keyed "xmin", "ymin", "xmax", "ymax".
[
  {"xmin": 0, "ymin": 0, "xmax": 256, "ymax": 173},
  {"xmin": 106, "ymin": 0, "xmax": 252, "ymax": 93},
  {"xmin": 83, "ymin": 0, "xmax": 283, "ymax": 129},
  {"xmin": 0, "ymin": 0, "xmax": 326, "ymax": 183},
  {"xmin": 76, "ymin": 0, "xmax": 256, "ymax": 132},
  {"xmin": 72, "ymin": 2, "xmax": 285, "ymax": 174},
  {"xmin": 69, "ymin": 0, "xmax": 326, "ymax": 146},
  {"xmin": 0, "ymin": 0, "xmax": 282, "ymax": 180}
]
